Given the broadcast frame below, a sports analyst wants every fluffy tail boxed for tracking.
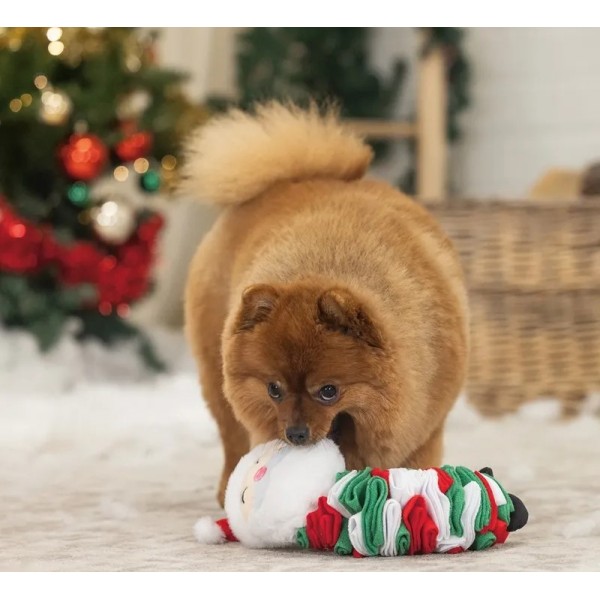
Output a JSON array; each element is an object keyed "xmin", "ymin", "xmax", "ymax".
[{"xmin": 180, "ymin": 101, "xmax": 373, "ymax": 206}]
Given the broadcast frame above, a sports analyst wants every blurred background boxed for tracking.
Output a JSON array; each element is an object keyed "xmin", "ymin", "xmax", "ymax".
[
  {"xmin": 2, "ymin": 26, "xmax": 600, "ymax": 571},
  {"xmin": 3, "ymin": 27, "xmax": 599, "ymax": 415}
]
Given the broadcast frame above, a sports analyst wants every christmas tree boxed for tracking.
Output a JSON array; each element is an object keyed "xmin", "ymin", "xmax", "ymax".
[{"xmin": 0, "ymin": 28, "xmax": 208, "ymax": 369}]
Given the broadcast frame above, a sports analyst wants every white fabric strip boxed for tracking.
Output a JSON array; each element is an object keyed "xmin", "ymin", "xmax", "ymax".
[
  {"xmin": 348, "ymin": 513, "xmax": 371, "ymax": 556},
  {"xmin": 327, "ymin": 470, "xmax": 358, "ymax": 519},
  {"xmin": 482, "ymin": 473, "xmax": 507, "ymax": 506},
  {"xmin": 460, "ymin": 480, "xmax": 482, "ymax": 549},
  {"xmin": 436, "ymin": 480, "xmax": 482, "ymax": 553},
  {"xmin": 388, "ymin": 468, "xmax": 425, "ymax": 505},
  {"xmin": 380, "ymin": 499, "xmax": 402, "ymax": 557}
]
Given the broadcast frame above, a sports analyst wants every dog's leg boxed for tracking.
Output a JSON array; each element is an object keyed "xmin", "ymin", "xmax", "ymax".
[
  {"xmin": 199, "ymin": 362, "xmax": 249, "ymax": 507},
  {"xmin": 402, "ymin": 423, "xmax": 444, "ymax": 469}
]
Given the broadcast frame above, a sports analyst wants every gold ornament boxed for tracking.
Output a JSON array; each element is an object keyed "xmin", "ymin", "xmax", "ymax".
[
  {"xmin": 91, "ymin": 195, "xmax": 137, "ymax": 245},
  {"xmin": 39, "ymin": 88, "xmax": 72, "ymax": 126}
]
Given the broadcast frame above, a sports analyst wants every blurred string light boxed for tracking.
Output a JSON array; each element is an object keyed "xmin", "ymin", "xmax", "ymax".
[
  {"xmin": 113, "ymin": 165, "xmax": 129, "ymax": 182},
  {"xmin": 133, "ymin": 158, "xmax": 149, "ymax": 174},
  {"xmin": 39, "ymin": 88, "xmax": 72, "ymax": 125},
  {"xmin": 46, "ymin": 27, "xmax": 64, "ymax": 56},
  {"xmin": 46, "ymin": 27, "xmax": 62, "ymax": 42},
  {"xmin": 160, "ymin": 154, "xmax": 179, "ymax": 192},
  {"xmin": 161, "ymin": 155, "xmax": 177, "ymax": 171},
  {"xmin": 7, "ymin": 93, "xmax": 33, "ymax": 115},
  {"xmin": 48, "ymin": 41, "xmax": 64, "ymax": 56},
  {"xmin": 9, "ymin": 98, "xmax": 23, "ymax": 112},
  {"xmin": 125, "ymin": 55, "xmax": 141, "ymax": 72},
  {"xmin": 34, "ymin": 75, "xmax": 48, "ymax": 89}
]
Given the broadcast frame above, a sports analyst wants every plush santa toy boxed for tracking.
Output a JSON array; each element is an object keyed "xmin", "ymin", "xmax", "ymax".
[{"xmin": 194, "ymin": 439, "xmax": 528, "ymax": 557}]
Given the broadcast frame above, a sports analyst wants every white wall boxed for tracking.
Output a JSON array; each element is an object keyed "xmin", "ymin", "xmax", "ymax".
[
  {"xmin": 366, "ymin": 28, "xmax": 600, "ymax": 196},
  {"xmin": 454, "ymin": 28, "xmax": 600, "ymax": 197}
]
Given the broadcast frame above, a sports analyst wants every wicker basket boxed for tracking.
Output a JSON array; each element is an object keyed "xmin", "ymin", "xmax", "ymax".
[{"xmin": 426, "ymin": 199, "xmax": 600, "ymax": 416}]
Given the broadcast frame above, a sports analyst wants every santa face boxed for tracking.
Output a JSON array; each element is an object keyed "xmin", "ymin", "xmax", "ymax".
[
  {"xmin": 224, "ymin": 439, "xmax": 345, "ymax": 548},
  {"xmin": 239, "ymin": 441, "xmax": 290, "ymax": 520}
]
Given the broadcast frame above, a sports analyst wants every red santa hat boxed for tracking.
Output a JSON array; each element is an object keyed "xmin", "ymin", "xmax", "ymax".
[{"xmin": 194, "ymin": 517, "xmax": 238, "ymax": 544}]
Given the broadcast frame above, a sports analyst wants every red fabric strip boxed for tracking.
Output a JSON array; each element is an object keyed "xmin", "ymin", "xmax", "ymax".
[
  {"xmin": 305, "ymin": 496, "xmax": 343, "ymax": 550},
  {"xmin": 475, "ymin": 472, "xmax": 498, "ymax": 534},
  {"xmin": 433, "ymin": 467, "xmax": 453, "ymax": 494},
  {"xmin": 492, "ymin": 517, "xmax": 509, "ymax": 544},
  {"xmin": 402, "ymin": 495, "xmax": 439, "ymax": 555}
]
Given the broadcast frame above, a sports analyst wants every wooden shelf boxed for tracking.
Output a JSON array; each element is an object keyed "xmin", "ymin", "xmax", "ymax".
[{"xmin": 345, "ymin": 39, "xmax": 447, "ymax": 198}]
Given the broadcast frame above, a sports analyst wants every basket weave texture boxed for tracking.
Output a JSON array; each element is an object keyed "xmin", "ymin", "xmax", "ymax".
[{"xmin": 426, "ymin": 199, "xmax": 600, "ymax": 415}]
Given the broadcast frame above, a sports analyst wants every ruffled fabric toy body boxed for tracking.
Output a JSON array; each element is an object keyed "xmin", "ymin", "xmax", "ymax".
[
  {"xmin": 297, "ymin": 465, "xmax": 519, "ymax": 557},
  {"xmin": 194, "ymin": 439, "xmax": 528, "ymax": 557}
]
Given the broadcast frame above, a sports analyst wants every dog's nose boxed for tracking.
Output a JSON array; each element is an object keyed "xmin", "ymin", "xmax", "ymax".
[{"xmin": 285, "ymin": 425, "xmax": 309, "ymax": 445}]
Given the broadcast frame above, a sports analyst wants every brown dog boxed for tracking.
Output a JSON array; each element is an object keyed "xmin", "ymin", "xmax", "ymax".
[{"xmin": 183, "ymin": 103, "xmax": 468, "ymax": 506}]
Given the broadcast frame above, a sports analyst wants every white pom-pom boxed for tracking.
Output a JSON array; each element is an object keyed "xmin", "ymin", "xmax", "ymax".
[{"xmin": 194, "ymin": 516, "xmax": 226, "ymax": 545}]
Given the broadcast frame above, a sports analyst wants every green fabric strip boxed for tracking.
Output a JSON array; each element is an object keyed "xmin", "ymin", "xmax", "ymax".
[
  {"xmin": 338, "ymin": 467, "xmax": 373, "ymax": 515},
  {"xmin": 472, "ymin": 531, "xmax": 496, "ymax": 551},
  {"xmin": 296, "ymin": 527, "xmax": 309, "ymax": 549},
  {"xmin": 361, "ymin": 476, "xmax": 388, "ymax": 555},
  {"xmin": 441, "ymin": 465, "xmax": 465, "ymax": 537},
  {"xmin": 498, "ymin": 503, "xmax": 511, "ymax": 524},
  {"xmin": 395, "ymin": 522, "xmax": 411, "ymax": 556},
  {"xmin": 455, "ymin": 466, "xmax": 491, "ymax": 532},
  {"xmin": 489, "ymin": 475, "xmax": 515, "ymax": 524},
  {"xmin": 334, "ymin": 519, "xmax": 353, "ymax": 555}
]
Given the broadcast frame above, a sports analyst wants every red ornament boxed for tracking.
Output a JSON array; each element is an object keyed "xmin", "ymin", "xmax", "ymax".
[
  {"xmin": 1, "ymin": 194, "xmax": 164, "ymax": 315},
  {"xmin": 114, "ymin": 131, "xmax": 153, "ymax": 162},
  {"xmin": 59, "ymin": 134, "xmax": 108, "ymax": 181},
  {"xmin": 0, "ymin": 198, "xmax": 52, "ymax": 273},
  {"xmin": 59, "ymin": 241, "xmax": 103, "ymax": 285}
]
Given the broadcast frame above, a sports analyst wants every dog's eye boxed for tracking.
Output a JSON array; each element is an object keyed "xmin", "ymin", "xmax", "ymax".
[
  {"xmin": 267, "ymin": 382, "xmax": 283, "ymax": 401},
  {"xmin": 318, "ymin": 384, "xmax": 339, "ymax": 403}
]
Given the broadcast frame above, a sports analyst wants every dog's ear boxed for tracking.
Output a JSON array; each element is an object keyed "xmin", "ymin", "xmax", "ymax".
[
  {"xmin": 236, "ymin": 284, "xmax": 280, "ymax": 331},
  {"xmin": 317, "ymin": 288, "xmax": 383, "ymax": 349}
]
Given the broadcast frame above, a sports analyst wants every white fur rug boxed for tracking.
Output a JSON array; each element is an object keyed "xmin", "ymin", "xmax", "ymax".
[{"xmin": 1, "ymin": 327, "xmax": 600, "ymax": 571}]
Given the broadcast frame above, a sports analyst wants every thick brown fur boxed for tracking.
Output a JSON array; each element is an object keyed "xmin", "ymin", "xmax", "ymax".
[{"xmin": 184, "ymin": 103, "xmax": 469, "ymax": 506}]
